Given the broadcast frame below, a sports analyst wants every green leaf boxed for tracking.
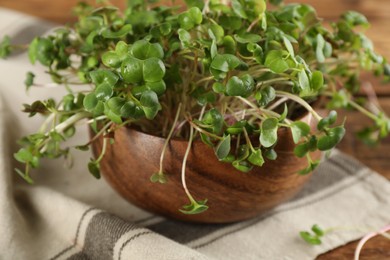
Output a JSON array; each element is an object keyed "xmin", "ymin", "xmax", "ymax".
[
  {"xmin": 226, "ymin": 120, "xmax": 247, "ymax": 135},
  {"xmin": 298, "ymin": 160, "xmax": 320, "ymax": 175},
  {"xmin": 143, "ymin": 58, "xmax": 166, "ymax": 83},
  {"xmin": 232, "ymin": 160, "xmax": 253, "ymax": 172},
  {"xmin": 14, "ymin": 148, "xmax": 33, "ymax": 163},
  {"xmin": 89, "ymin": 69, "xmax": 119, "ymax": 87},
  {"xmin": 88, "ymin": 161, "xmax": 101, "ymax": 179},
  {"xmin": 178, "ymin": 28, "xmax": 192, "ymax": 47},
  {"xmin": 248, "ymin": 149, "xmax": 265, "ymax": 166},
  {"xmin": 234, "ymin": 33, "xmax": 262, "ymax": 44},
  {"xmin": 317, "ymin": 126, "xmax": 345, "ymax": 151},
  {"xmin": 210, "ymin": 54, "xmax": 242, "ymax": 72},
  {"xmin": 212, "ymin": 82, "xmax": 225, "ymax": 94},
  {"xmin": 209, "ymin": 24, "xmax": 224, "ymax": 43},
  {"xmin": 316, "ymin": 34, "xmax": 326, "ymax": 63},
  {"xmin": 232, "ymin": 0, "xmax": 248, "ymax": 19},
  {"xmin": 215, "ymin": 135, "xmax": 231, "ymax": 160},
  {"xmin": 210, "ymin": 40, "xmax": 217, "ymax": 59},
  {"xmin": 184, "ymin": 0, "xmax": 204, "ymax": 9},
  {"xmin": 283, "ymin": 36, "xmax": 295, "ymax": 57},
  {"xmin": 130, "ymin": 40, "xmax": 164, "ymax": 60},
  {"xmin": 187, "ymin": 6, "xmax": 203, "ymax": 24},
  {"xmin": 140, "ymin": 90, "xmax": 161, "ymax": 119},
  {"xmin": 24, "ymin": 72, "xmax": 35, "ymax": 91},
  {"xmin": 15, "ymin": 168, "xmax": 34, "ymax": 184},
  {"xmin": 202, "ymin": 108, "xmax": 224, "ymax": 134},
  {"xmin": 342, "ymin": 11, "xmax": 369, "ymax": 27},
  {"xmin": 28, "ymin": 37, "xmax": 39, "ymax": 64},
  {"xmin": 36, "ymin": 38, "xmax": 54, "ymax": 66},
  {"xmin": 225, "ymin": 74, "xmax": 254, "ymax": 97},
  {"xmin": 300, "ymin": 231, "xmax": 322, "ymax": 245},
  {"xmin": 327, "ymin": 90, "xmax": 349, "ymax": 109},
  {"xmin": 180, "ymin": 199, "xmax": 208, "ymax": 214},
  {"xmin": 317, "ymin": 110, "xmax": 338, "ymax": 131},
  {"xmin": 312, "ymin": 224, "xmax": 325, "ymax": 237},
  {"xmin": 298, "ymin": 70, "xmax": 310, "ymax": 92},
  {"xmin": 106, "ymin": 97, "xmax": 126, "ymax": 115},
  {"xmin": 294, "ymin": 142, "xmax": 309, "ymax": 158},
  {"xmin": 150, "ymin": 173, "xmax": 168, "ymax": 184},
  {"xmin": 264, "ymin": 148, "xmax": 277, "ymax": 160},
  {"xmin": 178, "ymin": 7, "xmax": 203, "ymax": 30},
  {"xmin": 256, "ymin": 86, "xmax": 276, "ymax": 107},
  {"xmin": 191, "ymin": 87, "xmax": 216, "ymax": 106},
  {"xmin": 0, "ymin": 35, "xmax": 11, "ymax": 59},
  {"xmin": 279, "ymin": 104, "xmax": 288, "ymax": 122},
  {"xmin": 102, "ymin": 51, "xmax": 121, "ymax": 68},
  {"xmin": 146, "ymin": 81, "xmax": 166, "ymax": 96},
  {"xmin": 290, "ymin": 122, "xmax": 311, "ymax": 144},
  {"xmin": 83, "ymin": 93, "xmax": 98, "ymax": 112},
  {"xmin": 95, "ymin": 83, "xmax": 113, "ymax": 101},
  {"xmin": 200, "ymin": 133, "xmax": 214, "ymax": 147},
  {"xmin": 260, "ymin": 118, "xmax": 279, "ymax": 147},
  {"xmin": 120, "ymin": 101, "xmax": 145, "ymax": 119},
  {"xmin": 265, "ymin": 50, "xmax": 289, "ymax": 73},
  {"xmin": 121, "ymin": 56, "xmax": 144, "ymax": 84},
  {"xmin": 222, "ymin": 35, "xmax": 237, "ymax": 54},
  {"xmin": 101, "ymin": 24, "xmax": 132, "ymax": 38},
  {"xmin": 311, "ymin": 71, "xmax": 324, "ymax": 91}
]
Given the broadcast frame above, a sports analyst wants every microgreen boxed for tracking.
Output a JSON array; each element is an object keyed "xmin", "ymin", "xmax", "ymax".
[{"xmin": 2, "ymin": 0, "xmax": 389, "ymax": 214}]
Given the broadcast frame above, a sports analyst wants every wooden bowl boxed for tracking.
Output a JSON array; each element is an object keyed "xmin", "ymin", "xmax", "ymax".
[{"xmin": 91, "ymin": 113, "xmax": 321, "ymax": 223}]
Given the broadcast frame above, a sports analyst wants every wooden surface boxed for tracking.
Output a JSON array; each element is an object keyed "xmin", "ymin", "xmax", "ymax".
[{"xmin": 1, "ymin": 0, "xmax": 389, "ymax": 257}]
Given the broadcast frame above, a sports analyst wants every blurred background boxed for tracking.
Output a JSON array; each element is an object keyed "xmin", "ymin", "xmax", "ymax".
[
  {"xmin": 0, "ymin": 0, "xmax": 388, "ymax": 58},
  {"xmin": 0, "ymin": 0, "xmax": 390, "ymax": 53}
]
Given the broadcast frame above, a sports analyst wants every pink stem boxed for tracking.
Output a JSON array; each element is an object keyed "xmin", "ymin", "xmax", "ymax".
[{"xmin": 354, "ymin": 225, "xmax": 390, "ymax": 260}]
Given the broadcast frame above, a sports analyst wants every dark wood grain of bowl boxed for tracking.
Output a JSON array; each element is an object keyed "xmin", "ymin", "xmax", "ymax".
[{"xmin": 91, "ymin": 113, "xmax": 321, "ymax": 223}]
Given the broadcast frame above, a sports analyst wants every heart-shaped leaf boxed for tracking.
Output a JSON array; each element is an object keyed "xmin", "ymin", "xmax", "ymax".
[
  {"xmin": 130, "ymin": 40, "xmax": 164, "ymax": 60},
  {"xmin": 317, "ymin": 126, "xmax": 345, "ymax": 151},
  {"xmin": 265, "ymin": 50, "xmax": 289, "ymax": 73},
  {"xmin": 215, "ymin": 134, "xmax": 231, "ymax": 160},
  {"xmin": 290, "ymin": 122, "xmax": 311, "ymax": 144},
  {"xmin": 225, "ymin": 74, "xmax": 254, "ymax": 97},
  {"xmin": 317, "ymin": 110, "xmax": 338, "ymax": 131},
  {"xmin": 121, "ymin": 56, "xmax": 144, "ymax": 84},
  {"xmin": 90, "ymin": 69, "xmax": 119, "ymax": 87},
  {"xmin": 143, "ymin": 58, "xmax": 166, "ymax": 83},
  {"xmin": 179, "ymin": 199, "xmax": 208, "ymax": 214},
  {"xmin": 140, "ymin": 90, "xmax": 161, "ymax": 119},
  {"xmin": 248, "ymin": 149, "xmax": 265, "ymax": 166},
  {"xmin": 260, "ymin": 118, "xmax": 279, "ymax": 147}
]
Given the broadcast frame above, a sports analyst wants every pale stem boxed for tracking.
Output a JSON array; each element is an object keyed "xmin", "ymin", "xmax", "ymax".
[
  {"xmin": 236, "ymin": 96, "xmax": 279, "ymax": 119},
  {"xmin": 267, "ymin": 97, "xmax": 288, "ymax": 111},
  {"xmin": 256, "ymin": 77, "xmax": 290, "ymax": 87},
  {"xmin": 275, "ymin": 91, "xmax": 322, "ymax": 121},
  {"xmin": 96, "ymin": 137, "xmax": 108, "ymax": 162},
  {"xmin": 202, "ymin": 0, "xmax": 211, "ymax": 14},
  {"xmin": 159, "ymin": 103, "xmax": 182, "ymax": 175},
  {"xmin": 40, "ymin": 111, "xmax": 91, "ymax": 153},
  {"xmin": 181, "ymin": 125, "xmax": 195, "ymax": 202},
  {"xmin": 53, "ymin": 112, "xmax": 91, "ymax": 133}
]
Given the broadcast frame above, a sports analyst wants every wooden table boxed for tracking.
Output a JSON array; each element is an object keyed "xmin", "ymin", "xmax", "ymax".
[{"xmin": 1, "ymin": 0, "xmax": 389, "ymax": 258}]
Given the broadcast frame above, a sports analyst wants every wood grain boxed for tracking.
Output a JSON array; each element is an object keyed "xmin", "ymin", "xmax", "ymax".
[{"xmin": 92, "ymin": 112, "xmax": 321, "ymax": 223}]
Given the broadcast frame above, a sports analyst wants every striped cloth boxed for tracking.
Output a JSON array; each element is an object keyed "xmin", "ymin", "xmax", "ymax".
[{"xmin": 1, "ymin": 8, "xmax": 390, "ymax": 259}]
